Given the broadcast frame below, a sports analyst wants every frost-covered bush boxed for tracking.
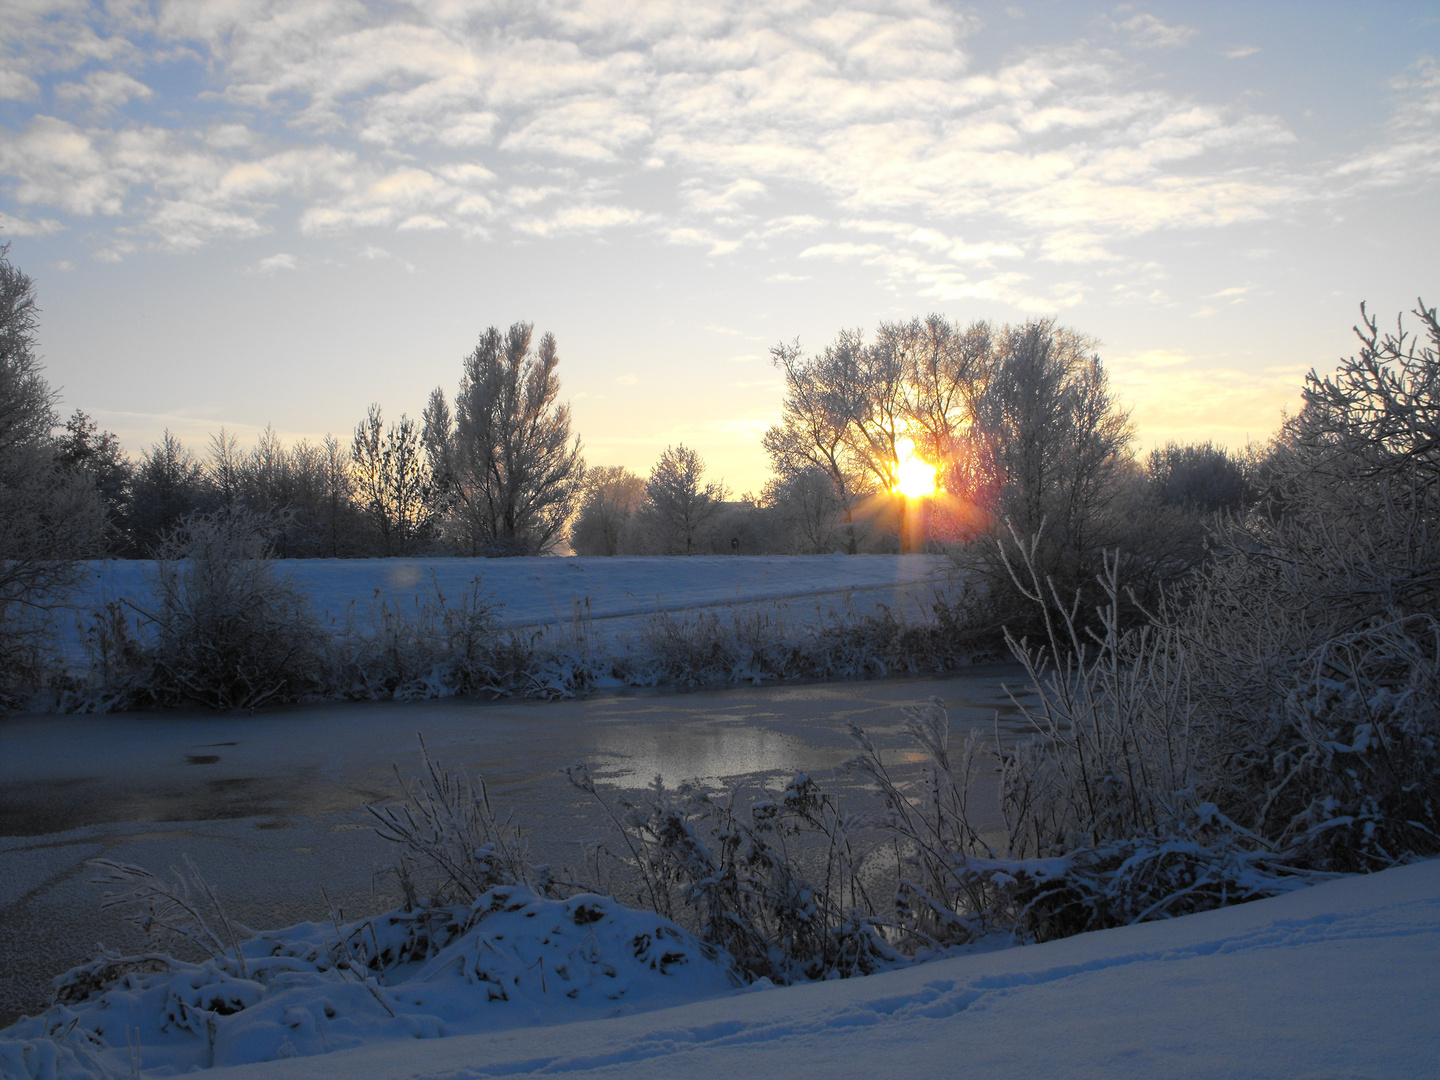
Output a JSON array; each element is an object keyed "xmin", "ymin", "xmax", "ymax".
[
  {"xmin": 1173, "ymin": 515, "xmax": 1440, "ymax": 872},
  {"xmin": 567, "ymin": 766, "xmax": 896, "ymax": 984},
  {"xmin": 132, "ymin": 509, "xmax": 329, "ymax": 709},
  {"xmin": 613, "ymin": 590, "xmax": 991, "ymax": 690},
  {"xmin": 622, "ymin": 607, "xmax": 798, "ymax": 686},
  {"xmin": 366, "ymin": 739, "xmax": 544, "ymax": 905},
  {"xmin": 334, "ymin": 573, "xmax": 535, "ymax": 700},
  {"xmin": 840, "ymin": 480, "xmax": 1440, "ymax": 951}
]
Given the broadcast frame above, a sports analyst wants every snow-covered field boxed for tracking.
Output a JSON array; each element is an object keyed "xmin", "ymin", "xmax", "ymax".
[
  {"xmin": 3, "ymin": 860, "xmax": 1435, "ymax": 1079},
  {"xmin": 70, "ymin": 554, "xmax": 952, "ymax": 634}
]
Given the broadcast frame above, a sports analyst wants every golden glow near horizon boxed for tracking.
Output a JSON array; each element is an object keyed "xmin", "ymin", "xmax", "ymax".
[
  {"xmin": 893, "ymin": 438, "xmax": 938, "ymax": 499},
  {"xmin": 1, "ymin": 4, "xmax": 1430, "ymax": 484}
]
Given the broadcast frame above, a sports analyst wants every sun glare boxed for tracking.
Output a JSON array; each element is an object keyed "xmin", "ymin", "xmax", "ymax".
[{"xmin": 893, "ymin": 437, "xmax": 938, "ymax": 498}]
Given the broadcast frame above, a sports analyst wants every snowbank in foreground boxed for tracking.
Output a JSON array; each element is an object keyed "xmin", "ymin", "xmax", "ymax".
[
  {"xmin": 219, "ymin": 859, "xmax": 1440, "ymax": 1080},
  {"xmin": 5, "ymin": 862, "xmax": 1436, "ymax": 1079},
  {"xmin": 0, "ymin": 887, "xmax": 737, "ymax": 1078}
]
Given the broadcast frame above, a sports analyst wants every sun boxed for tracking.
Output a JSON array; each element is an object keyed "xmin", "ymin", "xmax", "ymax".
[{"xmin": 892, "ymin": 437, "xmax": 938, "ymax": 498}]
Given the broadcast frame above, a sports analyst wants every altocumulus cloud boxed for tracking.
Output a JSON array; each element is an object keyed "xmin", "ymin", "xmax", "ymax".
[{"xmin": 0, "ymin": 1, "xmax": 1434, "ymax": 305}]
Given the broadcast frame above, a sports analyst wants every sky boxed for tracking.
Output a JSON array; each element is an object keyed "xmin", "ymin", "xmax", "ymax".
[{"xmin": 0, "ymin": 1, "xmax": 1437, "ymax": 496}]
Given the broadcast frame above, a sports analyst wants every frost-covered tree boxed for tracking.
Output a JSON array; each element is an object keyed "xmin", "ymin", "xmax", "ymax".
[
  {"xmin": 128, "ymin": 430, "xmax": 210, "ymax": 553},
  {"xmin": 570, "ymin": 465, "xmax": 645, "ymax": 556},
  {"xmin": 201, "ymin": 426, "xmax": 365, "ymax": 557},
  {"xmin": 764, "ymin": 316, "xmax": 995, "ymax": 513},
  {"xmin": 974, "ymin": 321, "xmax": 1133, "ymax": 568},
  {"xmin": 765, "ymin": 315, "xmax": 1134, "ymax": 581},
  {"xmin": 762, "ymin": 466, "xmax": 845, "ymax": 554},
  {"xmin": 57, "ymin": 408, "xmax": 132, "ymax": 544},
  {"xmin": 629, "ymin": 444, "xmax": 725, "ymax": 555},
  {"xmin": 352, "ymin": 404, "xmax": 432, "ymax": 556},
  {"xmin": 425, "ymin": 322, "xmax": 584, "ymax": 556},
  {"xmin": 1146, "ymin": 441, "xmax": 1252, "ymax": 514},
  {"xmin": 0, "ymin": 245, "xmax": 106, "ymax": 698}
]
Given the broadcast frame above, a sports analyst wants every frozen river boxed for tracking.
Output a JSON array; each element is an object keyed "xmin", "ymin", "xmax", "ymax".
[{"xmin": 0, "ymin": 669, "xmax": 1036, "ymax": 1027}]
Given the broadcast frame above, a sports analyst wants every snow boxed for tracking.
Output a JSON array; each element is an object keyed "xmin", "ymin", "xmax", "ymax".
[
  {"xmin": 3, "ymin": 860, "xmax": 1436, "ymax": 1079},
  {"xmin": 70, "ymin": 554, "xmax": 951, "ymax": 633},
  {"xmin": 0, "ymin": 886, "xmax": 738, "ymax": 1077}
]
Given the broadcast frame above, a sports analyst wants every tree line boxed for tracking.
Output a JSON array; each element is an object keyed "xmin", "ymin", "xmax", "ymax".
[{"xmin": 2, "ymin": 242, "xmax": 1251, "ymax": 577}]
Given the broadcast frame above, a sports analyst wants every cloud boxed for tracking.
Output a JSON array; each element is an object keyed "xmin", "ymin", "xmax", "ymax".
[
  {"xmin": 501, "ymin": 99, "xmax": 652, "ymax": 162},
  {"xmin": 251, "ymin": 252, "xmax": 297, "ymax": 273},
  {"xmin": 397, "ymin": 213, "xmax": 448, "ymax": 231},
  {"xmin": 512, "ymin": 203, "xmax": 646, "ymax": 236},
  {"xmin": 1108, "ymin": 350, "xmax": 1304, "ymax": 449},
  {"xmin": 1225, "ymin": 45, "xmax": 1260, "ymax": 60},
  {"xmin": 1038, "ymin": 231, "xmax": 1118, "ymax": 263},
  {"xmin": 799, "ymin": 241, "xmax": 884, "ymax": 261},
  {"xmin": 803, "ymin": 239, "xmax": 1078, "ymax": 312},
  {"xmin": 55, "ymin": 70, "xmax": 154, "ymax": 109},
  {"xmin": 0, "ymin": 210, "xmax": 64, "ymax": 236},
  {"xmin": 683, "ymin": 178, "xmax": 766, "ymax": 215},
  {"xmin": 299, "ymin": 166, "xmax": 480, "ymax": 235},
  {"xmin": 841, "ymin": 219, "xmax": 1025, "ymax": 264},
  {"xmin": 0, "ymin": 70, "xmax": 39, "ymax": 101},
  {"xmin": 1334, "ymin": 56, "xmax": 1440, "ymax": 189},
  {"xmin": 358, "ymin": 244, "xmax": 416, "ymax": 272},
  {"xmin": 763, "ymin": 215, "xmax": 826, "ymax": 235},
  {"xmin": 0, "ymin": 117, "xmax": 128, "ymax": 216},
  {"xmin": 1115, "ymin": 13, "xmax": 1198, "ymax": 50},
  {"xmin": 0, "ymin": 0, "xmax": 1344, "ymax": 287},
  {"xmin": 662, "ymin": 225, "xmax": 741, "ymax": 255},
  {"xmin": 146, "ymin": 198, "xmax": 269, "ymax": 250},
  {"xmin": 1205, "ymin": 285, "xmax": 1250, "ymax": 302}
]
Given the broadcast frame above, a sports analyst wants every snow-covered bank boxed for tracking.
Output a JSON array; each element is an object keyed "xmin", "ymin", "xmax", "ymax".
[
  {"xmin": 45, "ymin": 554, "xmax": 964, "ymax": 709},
  {"xmin": 5, "ymin": 861, "xmax": 1436, "ymax": 1079},
  {"xmin": 196, "ymin": 859, "xmax": 1440, "ymax": 1080},
  {"xmin": 69, "ymin": 555, "xmax": 950, "ymax": 635}
]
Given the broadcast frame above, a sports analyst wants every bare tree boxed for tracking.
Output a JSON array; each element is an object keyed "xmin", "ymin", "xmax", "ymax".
[
  {"xmin": 570, "ymin": 465, "xmax": 645, "ymax": 555},
  {"xmin": 129, "ymin": 431, "xmax": 210, "ymax": 552},
  {"xmin": 1294, "ymin": 297, "xmax": 1440, "ymax": 494},
  {"xmin": 629, "ymin": 444, "xmax": 725, "ymax": 555},
  {"xmin": 318, "ymin": 433, "xmax": 358, "ymax": 557},
  {"xmin": 206, "ymin": 427, "xmax": 243, "ymax": 509},
  {"xmin": 765, "ymin": 315, "xmax": 997, "ymax": 552},
  {"xmin": 425, "ymin": 322, "xmax": 584, "ymax": 555},
  {"xmin": 762, "ymin": 466, "xmax": 845, "ymax": 554},
  {"xmin": 352, "ymin": 404, "xmax": 432, "ymax": 556}
]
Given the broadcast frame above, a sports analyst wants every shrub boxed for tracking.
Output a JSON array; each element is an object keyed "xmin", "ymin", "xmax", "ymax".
[
  {"xmin": 134, "ymin": 508, "xmax": 329, "ymax": 709},
  {"xmin": 336, "ymin": 572, "xmax": 533, "ymax": 700},
  {"xmin": 566, "ymin": 765, "xmax": 896, "ymax": 983},
  {"xmin": 366, "ymin": 737, "xmax": 543, "ymax": 905}
]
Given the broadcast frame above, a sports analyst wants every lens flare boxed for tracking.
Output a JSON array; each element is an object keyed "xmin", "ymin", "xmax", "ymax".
[{"xmin": 892, "ymin": 437, "xmax": 937, "ymax": 498}]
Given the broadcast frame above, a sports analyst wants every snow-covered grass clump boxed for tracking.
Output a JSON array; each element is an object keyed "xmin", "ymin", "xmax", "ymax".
[{"xmin": 0, "ymin": 885, "xmax": 737, "ymax": 1078}]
